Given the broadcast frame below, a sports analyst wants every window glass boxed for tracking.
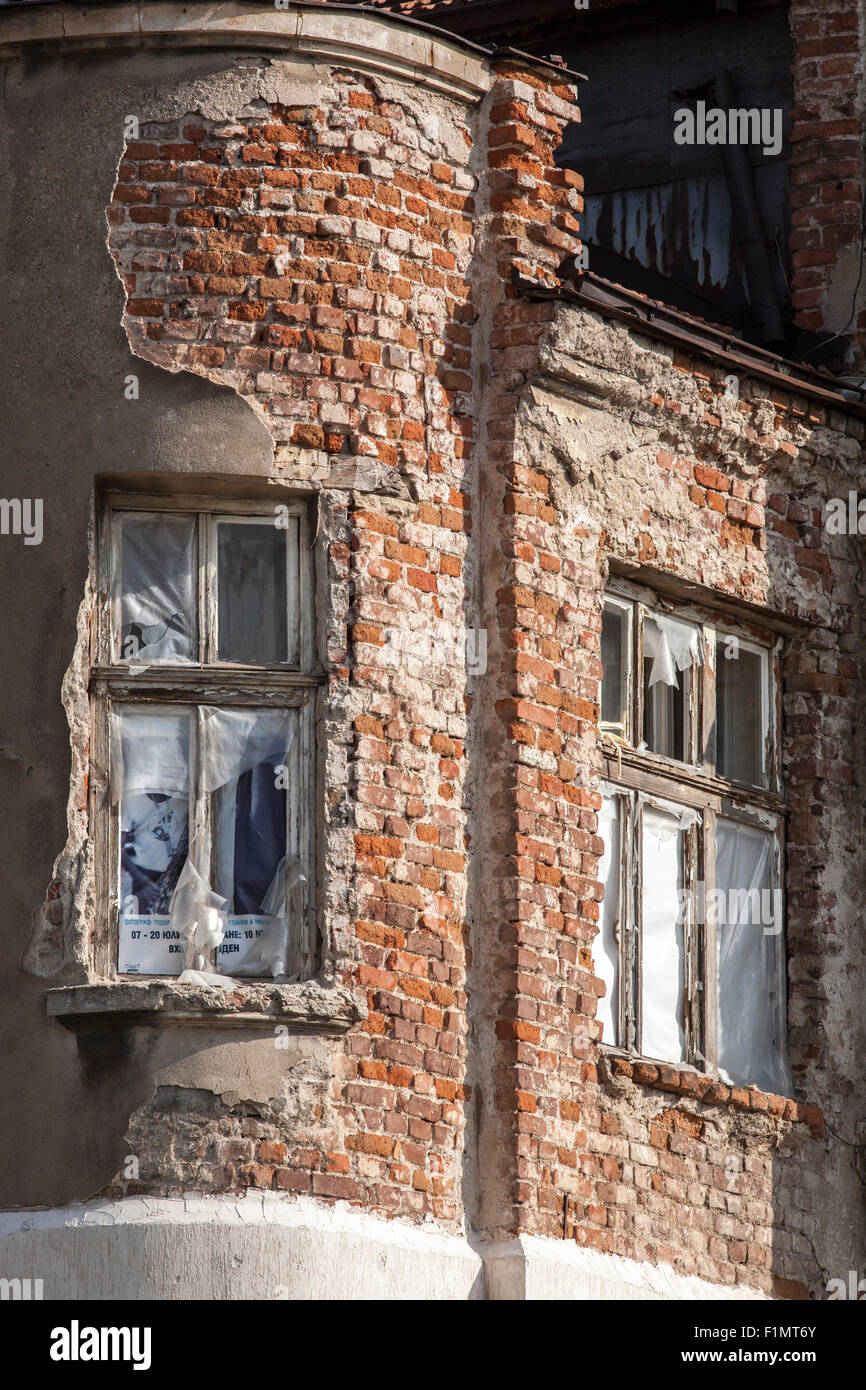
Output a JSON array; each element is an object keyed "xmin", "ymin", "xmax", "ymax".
[
  {"xmin": 601, "ymin": 601, "xmax": 629, "ymax": 732},
  {"xmin": 641, "ymin": 806, "xmax": 686, "ymax": 1063},
  {"xmin": 114, "ymin": 512, "xmax": 197, "ymax": 663},
  {"xmin": 643, "ymin": 662, "xmax": 688, "ymax": 760},
  {"xmin": 716, "ymin": 643, "xmax": 766, "ymax": 785},
  {"xmin": 216, "ymin": 519, "xmax": 296, "ymax": 665}
]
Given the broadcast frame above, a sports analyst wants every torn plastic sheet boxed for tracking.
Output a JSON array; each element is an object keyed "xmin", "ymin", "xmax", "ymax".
[
  {"xmin": 224, "ymin": 855, "xmax": 307, "ymax": 979},
  {"xmin": 205, "ymin": 707, "xmax": 297, "ymax": 979},
  {"xmin": 111, "ymin": 708, "xmax": 191, "ymax": 805},
  {"xmin": 198, "ymin": 707, "xmax": 293, "ymax": 793},
  {"xmin": 644, "ymin": 613, "xmax": 703, "ymax": 688},
  {"xmin": 596, "ymin": 793, "xmax": 621, "ymax": 1045},
  {"xmin": 114, "ymin": 512, "xmax": 197, "ymax": 663},
  {"xmin": 636, "ymin": 792, "xmax": 701, "ymax": 835},
  {"xmin": 169, "ymin": 857, "xmax": 233, "ymax": 989},
  {"xmin": 716, "ymin": 818, "xmax": 790, "ymax": 1094}
]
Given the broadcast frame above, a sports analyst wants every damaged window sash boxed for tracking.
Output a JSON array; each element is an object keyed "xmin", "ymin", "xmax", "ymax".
[
  {"xmin": 101, "ymin": 493, "xmax": 312, "ymax": 672},
  {"xmin": 597, "ymin": 583, "xmax": 789, "ymax": 1095},
  {"xmin": 600, "ymin": 596, "xmax": 632, "ymax": 740},
  {"xmin": 92, "ymin": 493, "xmax": 319, "ymax": 986}
]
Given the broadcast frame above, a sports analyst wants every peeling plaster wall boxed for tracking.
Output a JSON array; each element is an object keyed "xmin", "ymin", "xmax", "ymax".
[
  {"xmin": 0, "ymin": 45, "xmax": 277, "ymax": 1211},
  {"xmin": 2, "ymin": 3, "xmax": 861, "ymax": 1304},
  {"xmin": 492, "ymin": 298, "xmax": 866, "ymax": 1295},
  {"xmin": 0, "ymin": 11, "xmax": 584, "ymax": 1252},
  {"xmin": 92, "ymin": 65, "xmax": 483, "ymax": 1221}
]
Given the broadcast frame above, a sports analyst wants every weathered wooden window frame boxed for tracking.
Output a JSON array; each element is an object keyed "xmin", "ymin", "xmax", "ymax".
[
  {"xmin": 90, "ymin": 490, "xmax": 321, "ymax": 981},
  {"xmin": 599, "ymin": 578, "xmax": 787, "ymax": 1080}
]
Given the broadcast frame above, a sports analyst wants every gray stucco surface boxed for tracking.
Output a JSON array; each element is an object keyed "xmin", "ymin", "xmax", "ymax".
[{"xmin": 0, "ymin": 46, "xmax": 275, "ymax": 1206}]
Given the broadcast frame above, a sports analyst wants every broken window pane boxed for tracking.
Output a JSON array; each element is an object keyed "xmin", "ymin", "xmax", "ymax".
[
  {"xmin": 114, "ymin": 512, "xmax": 197, "ymax": 663},
  {"xmin": 115, "ymin": 706, "xmax": 191, "ymax": 975},
  {"xmin": 642, "ymin": 613, "xmax": 700, "ymax": 761},
  {"xmin": 643, "ymin": 662, "xmax": 688, "ymax": 760},
  {"xmin": 596, "ymin": 793, "xmax": 622, "ymax": 1044},
  {"xmin": 716, "ymin": 643, "xmax": 766, "ymax": 785},
  {"xmin": 216, "ymin": 518, "xmax": 297, "ymax": 665},
  {"xmin": 716, "ymin": 818, "xmax": 788, "ymax": 1094},
  {"xmin": 641, "ymin": 805, "xmax": 686, "ymax": 1063},
  {"xmin": 601, "ymin": 600, "xmax": 630, "ymax": 734}
]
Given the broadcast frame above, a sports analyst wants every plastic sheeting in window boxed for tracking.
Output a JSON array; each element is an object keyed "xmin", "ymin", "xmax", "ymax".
[
  {"xmin": 225, "ymin": 856, "xmax": 307, "ymax": 979},
  {"xmin": 716, "ymin": 818, "xmax": 789, "ymax": 1094},
  {"xmin": 115, "ymin": 705, "xmax": 299, "ymax": 979},
  {"xmin": 114, "ymin": 513, "xmax": 197, "ymax": 664},
  {"xmin": 216, "ymin": 519, "xmax": 298, "ymax": 665},
  {"xmin": 641, "ymin": 804, "xmax": 688, "ymax": 1063},
  {"xmin": 205, "ymin": 707, "xmax": 300, "ymax": 977},
  {"xmin": 644, "ymin": 613, "xmax": 703, "ymax": 688},
  {"xmin": 198, "ymin": 706, "xmax": 293, "ymax": 793},
  {"xmin": 115, "ymin": 707, "xmax": 191, "ymax": 975},
  {"xmin": 171, "ymin": 857, "xmax": 233, "ymax": 988},
  {"xmin": 596, "ymin": 794, "xmax": 622, "ymax": 1044}
]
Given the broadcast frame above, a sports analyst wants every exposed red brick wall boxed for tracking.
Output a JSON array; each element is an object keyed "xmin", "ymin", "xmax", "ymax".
[
  {"xmin": 497, "ymin": 314, "xmax": 865, "ymax": 1293},
  {"xmin": 104, "ymin": 59, "xmax": 582, "ymax": 1230},
  {"xmin": 789, "ymin": 0, "xmax": 865, "ymax": 356},
  {"xmin": 100, "ymin": 35, "xmax": 864, "ymax": 1296}
]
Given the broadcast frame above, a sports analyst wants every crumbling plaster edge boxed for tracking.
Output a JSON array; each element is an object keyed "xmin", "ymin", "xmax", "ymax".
[
  {"xmin": 45, "ymin": 976, "xmax": 365, "ymax": 1032},
  {"xmin": 517, "ymin": 302, "xmax": 864, "ymax": 631},
  {"xmin": 0, "ymin": 2, "xmax": 494, "ymax": 104},
  {"xmin": 22, "ymin": 501, "xmax": 98, "ymax": 984}
]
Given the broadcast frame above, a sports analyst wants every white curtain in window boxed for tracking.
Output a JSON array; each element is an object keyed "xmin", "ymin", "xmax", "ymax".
[
  {"xmin": 716, "ymin": 818, "xmax": 789, "ymax": 1095},
  {"xmin": 596, "ymin": 793, "xmax": 622, "ymax": 1044},
  {"xmin": 644, "ymin": 613, "xmax": 703, "ymax": 688}
]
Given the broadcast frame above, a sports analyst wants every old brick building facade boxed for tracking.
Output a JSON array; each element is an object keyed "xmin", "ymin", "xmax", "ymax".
[{"xmin": 0, "ymin": 0, "xmax": 863, "ymax": 1300}]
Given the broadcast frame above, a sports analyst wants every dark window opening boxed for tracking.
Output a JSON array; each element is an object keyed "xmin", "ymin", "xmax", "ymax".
[{"xmin": 556, "ymin": 0, "xmax": 795, "ymax": 351}]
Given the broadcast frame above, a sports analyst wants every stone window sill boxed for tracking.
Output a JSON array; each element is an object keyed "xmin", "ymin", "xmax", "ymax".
[
  {"xmin": 597, "ymin": 1048, "xmax": 825, "ymax": 1137},
  {"xmin": 46, "ymin": 976, "xmax": 364, "ymax": 1033}
]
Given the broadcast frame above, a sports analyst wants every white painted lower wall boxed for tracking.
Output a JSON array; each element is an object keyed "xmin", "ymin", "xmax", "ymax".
[
  {"xmin": 485, "ymin": 1235, "xmax": 769, "ymax": 1301},
  {"xmin": 0, "ymin": 1196, "xmax": 769, "ymax": 1300}
]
